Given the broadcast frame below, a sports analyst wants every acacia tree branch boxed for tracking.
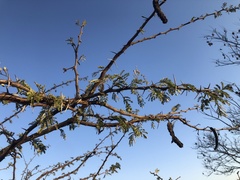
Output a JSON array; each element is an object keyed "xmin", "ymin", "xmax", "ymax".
[
  {"xmin": 12, "ymin": 149, "xmax": 17, "ymax": 180},
  {"xmin": 21, "ymin": 154, "xmax": 38, "ymax": 180},
  {"xmin": 36, "ymin": 130, "xmax": 121, "ymax": 180},
  {"xmin": 205, "ymin": 28, "xmax": 240, "ymax": 66},
  {"xmin": 131, "ymin": 4, "xmax": 240, "ymax": 45},
  {"xmin": 73, "ymin": 21, "xmax": 86, "ymax": 98},
  {"xmin": 0, "ymin": 109, "xmax": 60, "ymax": 162},
  {"xmin": 64, "ymin": 21, "xmax": 86, "ymax": 99},
  {"xmin": 92, "ymin": 133, "xmax": 125, "ymax": 179},
  {"xmin": 82, "ymin": 4, "xmax": 159, "ymax": 98},
  {"xmin": 45, "ymin": 79, "xmax": 75, "ymax": 94},
  {"xmin": 0, "ymin": 106, "xmax": 25, "ymax": 125},
  {"xmin": 196, "ymin": 133, "xmax": 240, "ymax": 176},
  {"xmin": 0, "ymin": 105, "xmax": 199, "ymax": 163},
  {"xmin": 0, "ymin": 79, "xmax": 30, "ymax": 92},
  {"xmin": 0, "ymin": 79, "xmax": 225, "ymax": 115},
  {"xmin": 0, "ymin": 72, "xmax": 234, "ymax": 161}
]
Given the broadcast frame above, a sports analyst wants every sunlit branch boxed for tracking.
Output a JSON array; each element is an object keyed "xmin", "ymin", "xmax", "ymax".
[
  {"xmin": 0, "ymin": 80, "xmax": 30, "ymax": 92},
  {"xmin": 73, "ymin": 22, "xmax": 86, "ymax": 99}
]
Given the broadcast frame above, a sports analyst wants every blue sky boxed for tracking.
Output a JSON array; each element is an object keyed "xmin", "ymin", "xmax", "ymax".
[{"xmin": 0, "ymin": 1, "xmax": 240, "ymax": 179}]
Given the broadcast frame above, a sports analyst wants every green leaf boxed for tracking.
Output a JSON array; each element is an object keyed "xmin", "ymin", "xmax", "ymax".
[{"xmin": 171, "ymin": 104, "xmax": 181, "ymax": 112}]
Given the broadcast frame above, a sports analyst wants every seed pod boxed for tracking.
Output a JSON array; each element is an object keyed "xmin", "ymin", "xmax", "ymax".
[
  {"xmin": 167, "ymin": 122, "xmax": 183, "ymax": 148},
  {"xmin": 152, "ymin": 0, "xmax": 168, "ymax": 24},
  {"xmin": 210, "ymin": 127, "xmax": 218, "ymax": 150}
]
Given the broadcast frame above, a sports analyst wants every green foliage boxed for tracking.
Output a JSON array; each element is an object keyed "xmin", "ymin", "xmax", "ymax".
[
  {"xmin": 147, "ymin": 87, "xmax": 170, "ymax": 104},
  {"xmin": 112, "ymin": 115, "xmax": 129, "ymax": 133},
  {"xmin": 128, "ymin": 124, "xmax": 148, "ymax": 146},
  {"xmin": 26, "ymin": 89, "xmax": 41, "ymax": 105},
  {"xmin": 196, "ymin": 83, "xmax": 233, "ymax": 116},
  {"xmin": 30, "ymin": 138, "xmax": 48, "ymax": 154},
  {"xmin": 111, "ymin": 70, "xmax": 129, "ymax": 88},
  {"xmin": 108, "ymin": 162, "xmax": 121, "ymax": 174},
  {"xmin": 36, "ymin": 107, "xmax": 57, "ymax": 133},
  {"xmin": 59, "ymin": 129, "xmax": 66, "ymax": 140},
  {"xmin": 171, "ymin": 104, "xmax": 181, "ymax": 112}
]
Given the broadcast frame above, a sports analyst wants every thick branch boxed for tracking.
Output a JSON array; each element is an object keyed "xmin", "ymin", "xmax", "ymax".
[{"xmin": 0, "ymin": 80, "xmax": 30, "ymax": 92}]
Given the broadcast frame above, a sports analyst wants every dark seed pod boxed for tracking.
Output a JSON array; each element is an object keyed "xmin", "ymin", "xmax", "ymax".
[
  {"xmin": 210, "ymin": 127, "xmax": 218, "ymax": 150},
  {"xmin": 152, "ymin": 0, "xmax": 168, "ymax": 24},
  {"xmin": 167, "ymin": 122, "xmax": 183, "ymax": 148}
]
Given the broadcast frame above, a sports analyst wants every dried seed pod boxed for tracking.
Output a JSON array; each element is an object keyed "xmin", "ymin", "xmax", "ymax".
[
  {"xmin": 152, "ymin": 0, "xmax": 168, "ymax": 24},
  {"xmin": 167, "ymin": 122, "xmax": 183, "ymax": 148},
  {"xmin": 210, "ymin": 127, "xmax": 218, "ymax": 150}
]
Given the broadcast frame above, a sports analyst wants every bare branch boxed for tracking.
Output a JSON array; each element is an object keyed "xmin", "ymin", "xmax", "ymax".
[{"xmin": 132, "ymin": 4, "xmax": 240, "ymax": 45}]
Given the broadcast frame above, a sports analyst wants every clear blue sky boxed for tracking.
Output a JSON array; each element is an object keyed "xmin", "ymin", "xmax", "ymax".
[{"xmin": 0, "ymin": 1, "xmax": 240, "ymax": 179}]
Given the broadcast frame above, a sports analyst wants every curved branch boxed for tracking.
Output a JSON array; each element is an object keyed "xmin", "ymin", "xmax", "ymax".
[
  {"xmin": 167, "ymin": 122, "xmax": 183, "ymax": 148},
  {"xmin": 209, "ymin": 127, "xmax": 219, "ymax": 150}
]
